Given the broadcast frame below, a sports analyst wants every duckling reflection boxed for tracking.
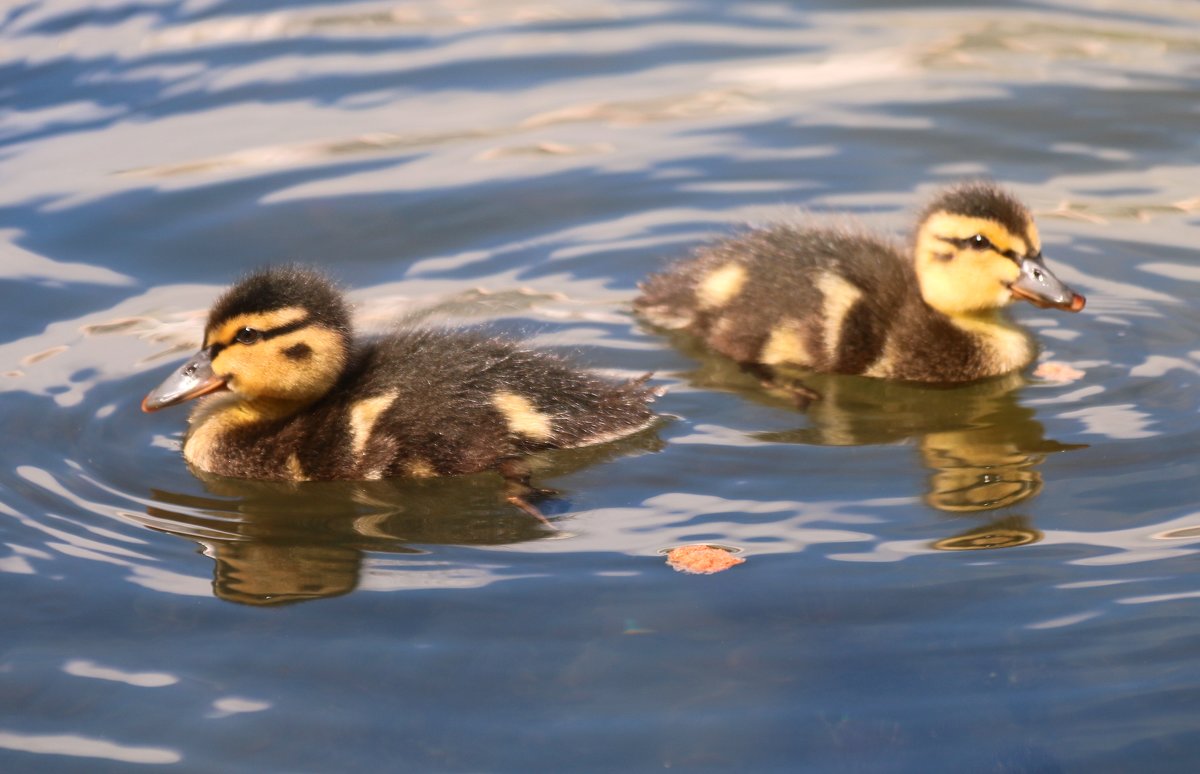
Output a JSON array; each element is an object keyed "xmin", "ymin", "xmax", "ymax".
[
  {"xmin": 930, "ymin": 515, "xmax": 1043, "ymax": 551},
  {"xmin": 135, "ymin": 432, "xmax": 661, "ymax": 606},
  {"xmin": 667, "ymin": 330, "xmax": 1084, "ymax": 514},
  {"xmin": 137, "ymin": 477, "xmax": 538, "ymax": 606}
]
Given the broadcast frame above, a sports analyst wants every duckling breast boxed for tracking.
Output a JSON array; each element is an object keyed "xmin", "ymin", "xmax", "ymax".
[{"xmin": 864, "ymin": 306, "xmax": 1034, "ymax": 383}]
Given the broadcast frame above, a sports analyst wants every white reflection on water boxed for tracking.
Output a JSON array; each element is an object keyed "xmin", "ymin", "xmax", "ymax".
[
  {"xmin": 207, "ymin": 697, "xmax": 272, "ymax": 719},
  {"xmin": 359, "ymin": 556, "xmax": 543, "ymax": 592},
  {"xmin": 142, "ymin": 2, "xmax": 624, "ymax": 50},
  {"xmin": 1024, "ymin": 384, "xmax": 1106, "ymax": 406},
  {"xmin": 124, "ymin": 565, "xmax": 212, "ymax": 597},
  {"xmin": 63, "ymin": 659, "xmax": 179, "ymax": 688},
  {"xmin": 0, "ymin": 730, "xmax": 181, "ymax": 765},
  {"xmin": 1129, "ymin": 354, "xmax": 1200, "ymax": 377},
  {"xmin": 14, "ymin": 467, "xmax": 153, "ymax": 549},
  {"xmin": 1140, "ymin": 262, "xmax": 1200, "ymax": 282},
  {"xmin": 1026, "ymin": 610, "xmax": 1104, "ymax": 630},
  {"xmin": 0, "ymin": 230, "xmax": 133, "ymax": 286},
  {"xmin": 1119, "ymin": 589, "xmax": 1200, "ymax": 606},
  {"xmin": 712, "ymin": 49, "xmax": 913, "ymax": 91},
  {"xmin": 572, "ymin": 492, "xmax": 886, "ymax": 558},
  {"xmin": 0, "ymin": 549, "xmax": 42, "ymax": 575},
  {"xmin": 667, "ymin": 423, "xmax": 777, "ymax": 447},
  {"xmin": 1057, "ymin": 403, "xmax": 1159, "ymax": 439}
]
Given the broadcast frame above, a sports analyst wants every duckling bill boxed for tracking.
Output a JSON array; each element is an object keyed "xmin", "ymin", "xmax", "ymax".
[
  {"xmin": 635, "ymin": 182, "xmax": 1085, "ymax": 386},
  {"xmin": 144, "ymin": 267, "xmax": 659, "ymax": 522}
]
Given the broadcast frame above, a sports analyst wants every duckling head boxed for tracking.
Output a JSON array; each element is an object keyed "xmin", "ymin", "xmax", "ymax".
[
  {"xmin": 143, "ymin": 266, "xmax": 351, "ymax": 412},
  {"xmin": 912, "ymin": 182, "xmax": 1085, "ymax": 317}
]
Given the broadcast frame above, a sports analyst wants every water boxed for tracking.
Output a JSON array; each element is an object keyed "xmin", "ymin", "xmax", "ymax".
[{"xmin": 2, "ymin": 0, "xmax": 1199, "ymax": 770}]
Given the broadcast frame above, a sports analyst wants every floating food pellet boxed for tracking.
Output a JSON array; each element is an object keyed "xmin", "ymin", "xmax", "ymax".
[
  {"xmin": 1033, "ymin": 361, "xmax": 1085, "ymax": 382},
  {"xmin": 664, "ymin": 544, "xmax": 745, "ymax": 574}
]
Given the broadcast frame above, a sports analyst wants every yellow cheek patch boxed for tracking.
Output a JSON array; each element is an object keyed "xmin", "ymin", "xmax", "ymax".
[
  {"xmin": 696, "ymin": 263, "xmax": 748, "ymax": 309},
  {"xmin": 918, "ymin": 266, "xmax": 1013, "ymax": 316},
  {"xmin": 212, "ymin": 326, "xmax": 345, "ymax": 402},
  {"xmin": 349, "ymin": 391, "xmax": 399, "ymax": 456},
  {"xmin": 492, "ymin": 391, "xmax": 553, "ymax": 441},
  {"xmin": 816, "ymin": 271, "xmax": 863, "ymax": 359},
  {"xmin": 760, "ymin": 321, "xmax": 812, "ymax": 366},
  {"xmin": 207, "ymin": 306, "xmax": 308, "ymax": 347},
  {"xmin": 915, "ymin": 213, "xmax": 1030, "ymax": 316}
]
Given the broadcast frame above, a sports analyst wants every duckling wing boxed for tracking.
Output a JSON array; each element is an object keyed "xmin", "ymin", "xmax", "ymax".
[
  {"xmin": 637, "ymin": 226, "xmax": 913, "ymax": 375},
  {"xmin": 322, "ymin": 329, "xmax": 658, "ymax": 479}
]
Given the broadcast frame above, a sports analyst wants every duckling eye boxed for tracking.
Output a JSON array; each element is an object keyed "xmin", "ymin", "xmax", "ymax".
[
  {"xmin": 970, "ymin": 234, "xmax": 992, "ymax": 250},
  {"xmin": 235, "ymin": 327, "xmax": 262, "ymax": 345}
]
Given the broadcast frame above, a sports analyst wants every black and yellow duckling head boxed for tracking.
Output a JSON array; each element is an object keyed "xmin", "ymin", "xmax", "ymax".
[
  {"xmin": 142, "ymin": 266, "xmax": 351, "ymax": 413},
  {"xmin": 912, "ymin": 182, "xmax": 1086, "ymax": 317}
]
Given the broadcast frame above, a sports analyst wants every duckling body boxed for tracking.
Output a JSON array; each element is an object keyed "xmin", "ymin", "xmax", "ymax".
[
  {"xmin": 635, "ymin": 183, "xmax": 1085, "ymax": 385},
  {"xmin": 144, "ymin": 268, "xmax": 658, "ymax": 497}
]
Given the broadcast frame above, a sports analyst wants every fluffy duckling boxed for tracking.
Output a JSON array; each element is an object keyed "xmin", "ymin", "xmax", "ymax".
[
  {"xmin": 635, "ymin": 182, "xmax": 1085, "ymax": 388},
  {"xmin": 143, "ymin": 267, "xmax": 659, "ymax": 520}
]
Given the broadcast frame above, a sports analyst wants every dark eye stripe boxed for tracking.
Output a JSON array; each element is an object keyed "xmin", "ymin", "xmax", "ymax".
[
  {"xmin": 936, "ymin": 235, "xmax": 1024, "ymax": 264},
  {"xmin": 259, "ymin": 316, "xmax": 312, "ymax": 341},
  {"xmin": 208, "ymin": 315, "xmax": 313, "ymax": 354}
]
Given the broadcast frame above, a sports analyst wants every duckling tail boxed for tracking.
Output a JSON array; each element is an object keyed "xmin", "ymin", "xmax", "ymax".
[{"xmin": 626, "ymin": 371, "xmax": 668, "ymax": 399}]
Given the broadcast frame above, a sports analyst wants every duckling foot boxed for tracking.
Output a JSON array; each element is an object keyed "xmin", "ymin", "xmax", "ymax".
[
  {"xmin": 499, "ymin": 459, "xmax": 559, "ymax": 529},
  {"xmin": 505, "ymin": 494, "xmax": 556, "ymax": 529},
  {"xmin": 740, "ymin": 362, "xmax": 822, "ymax": 409}
]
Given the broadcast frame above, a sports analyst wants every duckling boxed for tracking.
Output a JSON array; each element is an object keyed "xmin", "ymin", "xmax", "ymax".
[
  {"xmin": 635, "ymin": 182, "xmax": 1085, "ymax": 390},
  {"xmin": 142, "ymin": 266, "xmax": 659, "ymax": 521}
]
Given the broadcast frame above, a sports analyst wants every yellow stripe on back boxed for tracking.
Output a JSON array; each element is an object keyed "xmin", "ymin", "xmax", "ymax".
[
  {"xmin": 696, "ymin": 263, "xmax": 748, "ymax": 309},
  {"xmin": 405, "ymin": 459, "xmax": 437, "ymax": 478},
  {"xmin": 760, "ymin": 320, "xmax": 812, "ymax": 366},
  {"xmin": 349, "ymin": 391, "xmax": 399, "ymax": 456},
  {"xmin": 863, "ymin": 335, "xmax": 900, "ymax": 379},
  {"xmin": 286, "ymin": 452, "xmax": 307, "ymax": 482},
  {"xmin": 815, "ymin": 271, "xmax": 863, "ymax": 360},
  {"xmin": 493, "ymin": 391, "xmax": 553, "ymax": 440}
]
